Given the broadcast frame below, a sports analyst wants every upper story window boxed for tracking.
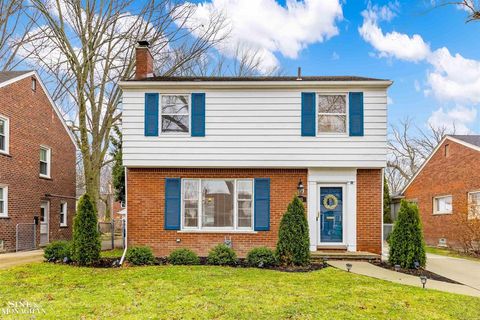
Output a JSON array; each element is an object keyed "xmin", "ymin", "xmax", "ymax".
[
  {"xmin": 0, "ymin": 185, "xmax": 7, "ymax": 217},
  {"xmin": 60, "ymin": 202, "xmax": 68, "ymax": 226},
  {"xmin": 468, "ymin": 191, "xmax": 480, "ymax": 220},
  {"xmin": 0, "ymin": 116, "xmax": 9, "ymax": 154},
  {"xmin": 40, "ymin": 146, "xmax": 51, "ymax": 178},
  {"xmin": 161, "ymin": 95, "xmax": 189, "ymax": 134},
  {"xmin": 318, "ymin": 94, "xmax": 347, "ymax": 134},
  {"xmin": 32, "ymin": 78, "xmax": 36, "ymax": 91},
  {"xmin": 182, "ymin": 179, "xmax": 253, "ymax": 231},
  {"xmin": 433, "ymin": 195, "xmax": 452, "ymax": 215}
]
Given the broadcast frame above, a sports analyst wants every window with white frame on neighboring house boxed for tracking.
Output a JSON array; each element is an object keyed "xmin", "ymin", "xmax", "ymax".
[
  {"xmin": 60, "ymin": 202, "xmax": 67, "ymax": 226},
  {"xmin": 161, "ymin": 95, "xmax": 189, "ymax": 134},
  {"xmin": 40, "ymin": 146, "xmax": 51, "ymax": 178},
  {"xmin": 318, "ymin": 94, "xmax": 347, "ymax": 134},
  {"xmin": 0, "ymin": 116, "xmax": 9, "ymax": 154},
  {"xmin": 32, "ymin": 78, "xmax": 36, "ymax": 91},
  {"xmin": 182, "ymin": 179, "xmax": 253, "ymax": 230},
  {"xmin": 0, "ymin": 186, "xmax": 7, "ymax": 217},
  {"xmin": 433, "ymin": 195, "xmax": 452, "ymax": 215},
  {"xmin": 468, "ymin": 191, "xmax": 480, "ymax": 220}
]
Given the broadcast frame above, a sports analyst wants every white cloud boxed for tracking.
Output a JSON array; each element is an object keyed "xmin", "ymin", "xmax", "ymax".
[
  {"xmin": 178, "ymin": 0, "xmax": 343, "ymax": 73},
  {"xmin": 414, "ymin": 79, "xmax": 421, "ymax": 92},
  {"xmin": 427, "ymin": 105, "xmax": 478, "ymax": 134},
  {"xmin": 358, "ymin": 3, "xmax": 430, "ymax": 62},
  {"xmin": 332, "ymin": 51, "xmax": 340, "ymax": 60}
]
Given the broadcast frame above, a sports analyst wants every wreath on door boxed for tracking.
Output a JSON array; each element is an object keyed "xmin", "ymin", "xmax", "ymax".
[{"xmin": 323, "ymin": 194, "xmax": 339, "ymax": 210}]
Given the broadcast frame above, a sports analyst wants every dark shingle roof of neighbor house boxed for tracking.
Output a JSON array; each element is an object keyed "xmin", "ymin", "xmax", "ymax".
[
  {"xmin": 0, "ymin": 70, "xmax": 33, "ymax": 84},
  {"xmin": 450, "ymin": 135, "xmax": 480, "ymax": 148},
  {"xmin": 127, "ymin": 75, "xmax": 390, "ymax": 82}
]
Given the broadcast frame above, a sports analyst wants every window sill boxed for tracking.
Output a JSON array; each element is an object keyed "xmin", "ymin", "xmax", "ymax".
[
  {"xmin": 0, "ymin": 216, "xmax": 9, "ymax": 219},
  {"xmin": 177, "ymin": 230, "xmax": 258, "ymax": 234},
  {"xmin": 39, "ymin": 175, "xmax": 52, "ymax": 181},
  {"xmin": 0, "ymin": 151, "xmax": 11, "ymax": 158},
  {"xmin": 60, "ymin": 225, "xmax": 68, "ymax": 228},
  {"xmin": 433, "ymin": 212, "xmax": 452, "ymax": 215}
]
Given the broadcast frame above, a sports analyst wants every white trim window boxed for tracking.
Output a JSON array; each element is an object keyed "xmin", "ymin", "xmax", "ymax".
[
  {"xmin": 318, "ymin": 94, "xmax": 347, "ymax": 134},
  {"xmin": 433, "ymin": 195, "xmax": 452, "ymax": 215},
  {"xmin": 0, "ymin": 185, "xmax": 7, "ymax": 217},
  {"xmin": 468, "ymin": 191, "xmax": 480, "ymax": 220},
  {"xmin": 182, "ymin": 179, "xmax": 253, "ymax": 231},
  {"xmin": 40, "ymin": 146, "xmax": 51, "ymax": 178},
  {"xmin": 160, "ymin": 95, "xmax": 190, "ymax": 134},
  {"xmin": 0, "ymin": 115, "xmax": 9, "ymax": 154},
  {"xmin": 60, "ymin": 202, "xmax": 68, "ymax": 226}
]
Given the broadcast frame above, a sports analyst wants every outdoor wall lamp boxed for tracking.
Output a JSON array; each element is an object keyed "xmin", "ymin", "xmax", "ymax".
[{"xmin": 297, "ymin": 179, "xmax": 306, "ymax": 202}]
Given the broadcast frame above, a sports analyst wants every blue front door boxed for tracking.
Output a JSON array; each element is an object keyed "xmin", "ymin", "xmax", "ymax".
[{"xmin": 320, "ymin": 187, "xmax": 343, "ymax": 243}]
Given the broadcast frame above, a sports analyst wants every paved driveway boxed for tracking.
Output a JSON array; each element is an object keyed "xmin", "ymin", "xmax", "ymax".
[
  {"xmin": 426, "ymin": 253, "xmax": 480, "ymax": 291},
  {"xmin": 0, "ymin": 250, "xmax": 43, "ymax": 269}
]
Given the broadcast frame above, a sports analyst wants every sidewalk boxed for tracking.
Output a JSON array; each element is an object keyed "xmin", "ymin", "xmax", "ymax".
[
  {"xmin": 328, "ymin": 260, "xmax": 480, "ymax": 297},
  {"xmin": 426, "ymin": 253, "xmax": 480, "ymax": 291},
  {"xmin": 0, "ymin": 250, "xmax": 44, "ymax": 270}
]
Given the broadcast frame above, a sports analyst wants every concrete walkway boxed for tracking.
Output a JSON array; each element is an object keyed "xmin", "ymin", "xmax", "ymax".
[
  {"xmin": 329, "ymin": 260, "xmax": 480, "ymax": 297},
  {"xmin": 426, "ymin": 253, "xmax": 480, "ymax": 291},
  {"xmin": 0, "ymin": 250, "xmax": 44, "ymax": 270}
]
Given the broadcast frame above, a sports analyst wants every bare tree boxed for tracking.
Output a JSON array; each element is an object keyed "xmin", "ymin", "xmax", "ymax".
[
  {"xmin": 387, "ymin": 118, "xmax": 456, "ymax": 193},
  {"xmin": 20, "ymin": 0, "xmax": 226, "ymax": 203},
  {"xmin": 433, "ymin": 1, "xmax": 480, "ymax": 22}
]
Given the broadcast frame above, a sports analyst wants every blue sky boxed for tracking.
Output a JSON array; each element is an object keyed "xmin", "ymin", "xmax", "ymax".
[{"xmin": 186, "ymin": 0, "xmax": 480, "ymax": 134}]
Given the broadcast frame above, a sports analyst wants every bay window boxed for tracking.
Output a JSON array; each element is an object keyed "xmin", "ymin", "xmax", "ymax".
[{"xmin": 182, "ymin": 179, "xmax": 253, "ymax": 230}]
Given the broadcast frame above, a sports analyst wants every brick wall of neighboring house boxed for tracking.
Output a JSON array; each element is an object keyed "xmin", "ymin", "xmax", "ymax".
[
  {"xmin": 127, "ymin": 167, "xmax": 383, "ymax": 257},
  {"xmin": 404, "ymin": 139, "xmax": 480, "ymax": 248},
  {"xmin": 0, "ymin": 75, "xmax": 76, "ymax": 252},
  {"xmin": 356, "ymin": 169, "xmax": 383, "ymax": 254}
]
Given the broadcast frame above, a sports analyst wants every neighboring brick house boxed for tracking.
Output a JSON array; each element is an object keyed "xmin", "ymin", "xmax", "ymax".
[
  {"xmin": 119, "ymin": 42, "xmax": 391, "ymax": 257},
  {"xmin": 402, "ymin": 135, "xmax": 480, "ymax": 249},
  {"xmin": 0, "ymin": 71, "xmax": 77, "ymax": 252}
]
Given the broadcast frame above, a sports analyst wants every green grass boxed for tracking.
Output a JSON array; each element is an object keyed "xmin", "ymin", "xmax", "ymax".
[
  {"xmin": 100, "ymin": 249, "xmax": 124, "ymax": 258},
  {"xmin": 0, "ymin": 264, "xmax": 478, "ymax": 319},
  {"xmin": 426, "ymin": 246, "xmax": 480, "ymax": 262}
]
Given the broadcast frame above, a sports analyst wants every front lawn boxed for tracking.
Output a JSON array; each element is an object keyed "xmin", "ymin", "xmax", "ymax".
[
  {"xmin": 426, "ymin": 246, "xmax": 480, "ymax": 262},
  {"xmin": 0, "ymin": 263, "xmax": 478, "ymax": 319}
]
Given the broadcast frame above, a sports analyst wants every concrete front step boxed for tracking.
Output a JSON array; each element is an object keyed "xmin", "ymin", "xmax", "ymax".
[{"xmin": 311, "ymin": 251, "xmax": 381, "ymax": 262}]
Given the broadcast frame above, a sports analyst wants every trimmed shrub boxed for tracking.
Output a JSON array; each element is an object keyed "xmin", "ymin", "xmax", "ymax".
[
  {"xmin": 126, "ymin": 246, "xmax": 155, "ymax": 266},
  {"xmin": 276, "ymin": 196, "xmax": 310, "ymax": 266},
  {"xmin": 44, "ymin": 241, "xmax": 72, "ymax": 262},
  {"xmin": 246, "ymin": 247, "xmax": 277, "ymax": 268},
  {"xmin": 169, "ymin": 248, "xmax": 200, "ymax": 265},
  {"xmin": 207, "ymin": 244, "xmax": 237, "ymax": 266},
  {"xmin": 388, "ymin": 200, "xmax": 426, "ymax": 269},
  {"xmin": 72, "ymin": 194, "xmax": 101, "ymax": 266}
]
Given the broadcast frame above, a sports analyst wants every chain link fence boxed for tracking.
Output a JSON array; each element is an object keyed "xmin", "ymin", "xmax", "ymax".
[
  {"xmin": 16, "ymin": 223, "xmax": 36, "ymax": 252},
  {"xmin": 98, "ymin": 219, "xmax": 125, "ymax": 251}
]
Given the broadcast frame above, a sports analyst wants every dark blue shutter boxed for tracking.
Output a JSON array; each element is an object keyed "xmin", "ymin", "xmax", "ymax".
[
  {"xmin": 191, "ymin": 93, "xmax": 205, "ymax": 137},
  {"xmin": 349, "ymin": 92, "xmax": 364, "ymax": 136},
  {"xmin": 165, "ymin": 178, "xmax": 181, "ymax": 230},
  {"xmin": 144, "ymin": 93, "xmax": 159, "ymax": 136},
  {"xmin": 301, "ymin": 92, "xmax": 316, "ymax": 136},
  {"xmin": 254, "ymin": 178, "xmax": 270, "ymax": 231}
]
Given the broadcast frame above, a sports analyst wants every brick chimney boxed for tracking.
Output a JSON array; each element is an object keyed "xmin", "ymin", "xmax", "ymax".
[{"xmin": 135, "ymin": 40, "xmax": 154, "ymax": 79}]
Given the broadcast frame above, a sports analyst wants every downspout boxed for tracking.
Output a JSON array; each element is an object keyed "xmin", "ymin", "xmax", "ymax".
[{"xmin": 120, "ymin": 167, "xmax": 128, "ymax": 265}]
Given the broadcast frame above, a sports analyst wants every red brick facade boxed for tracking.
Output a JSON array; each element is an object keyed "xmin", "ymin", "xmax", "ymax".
[
  {"xmin": 0, "ymin": 74, "xmax": 76, "ymax": 252},
  {"xmin": 404, "ymin": 138, "xmax": 480, "ymax": 248},
  {"xmin": 356, "ymin": 169, "xmax": 382, "ymax": 254},
  {"xmin": 127, "ymin": 167, "xmax": 383, "ymax": 257}
]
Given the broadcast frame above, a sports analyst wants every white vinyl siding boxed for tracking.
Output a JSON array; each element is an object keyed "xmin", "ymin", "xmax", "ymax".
[
  {"xmin": 0, "ymin": 115, "xmax": 9, "ymax": 154},
  {"xmin": 122, "ymin": 88, "xmax": 388, "ymax": 168},
  {"xmin": 0, "ymin": 185, "xmax": 7, "ymax": 217}
]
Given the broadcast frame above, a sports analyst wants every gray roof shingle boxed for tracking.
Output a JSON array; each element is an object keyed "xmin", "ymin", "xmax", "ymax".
[
  {"xmin": 127, "ymin": 75, "xmax": 390, "ymax": 82},
  {"xmin": 450, "ymin": 135, "xmax": 480, "ymax": 148},
  {"xmin": 0, "ymin": 70, "xmax": 33, "ymax": 85}
]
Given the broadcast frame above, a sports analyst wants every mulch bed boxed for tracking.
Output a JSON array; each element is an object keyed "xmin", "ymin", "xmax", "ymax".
[
  {"xmin": 371, "ymin": 261, "xmax": 461, "ymax": 284},
  {"xmin": 48, "ymin": 256, "xmax": 327, "ymax": 272}
]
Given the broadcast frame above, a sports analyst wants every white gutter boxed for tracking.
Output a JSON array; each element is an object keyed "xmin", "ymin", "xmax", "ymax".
[{"xmin": 119, "ymin": 167, "xmax": 128, "ymax": 265}]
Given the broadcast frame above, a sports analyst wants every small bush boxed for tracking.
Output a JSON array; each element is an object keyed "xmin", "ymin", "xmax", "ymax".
[
  {"xmin": 276, "ymin": 196, "xmax": 310, "ymax": 266},
  {"xmin": 44, "ymin": 241, "xmax": 72, "ymax": 261},
  {"xmin": 169, "ymin": 248, "xmax": 200, "ymax": 265},
  {"xmin": 126, "ymin": 246, "xmax": 155, "ymax": 266},
  {"xmin": 246, "ymin": 247, "xmax": 277, "ymax": 268},
  {"xmin": 72, "ymin": 194, "xmax": 101, "ymax": 266},
  {"xmin": 388, "ymin": 200, "xmax": 426, "ymax": 269},
  {"xmin": 207, "ymin": 244, "xmax": 237, "ymax": 266}
]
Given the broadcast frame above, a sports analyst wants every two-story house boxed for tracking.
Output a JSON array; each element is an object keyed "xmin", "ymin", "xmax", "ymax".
[
  {"xmin": 120, "ymin": 42, "xmax": 392, "ymax": 257},
  {"xmin": 0, "ymin": 71, "xmax": 77, "ymax": 252}
]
